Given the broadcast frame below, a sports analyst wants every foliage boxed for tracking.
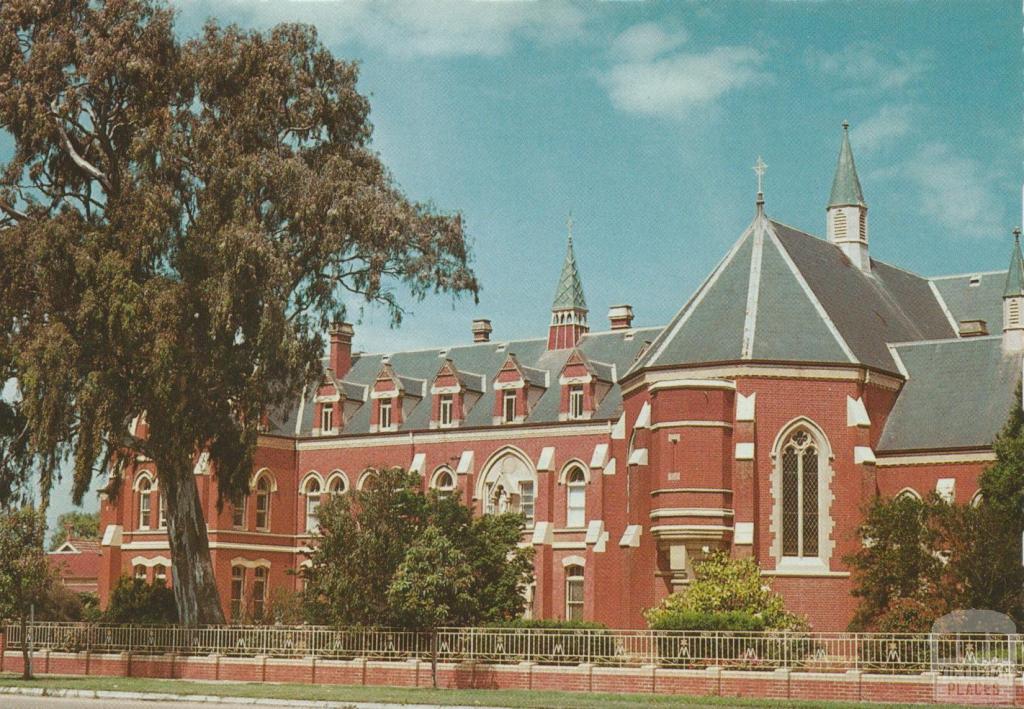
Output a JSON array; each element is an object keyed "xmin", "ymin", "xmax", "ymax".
[
  {"xmin": 644, "ymin": 552, "xmax": 807, "ymax": 632},
  {"xmin": 48, "ymin": 511, "xmax": 100, "ymax": 550},
  {"xmin": 848, "ymin": 383, "xmax": 1024, "ymax": 629},
  {"xmin": 103, "ymin": 576, "xmax": 178, "ymax": 625},
  {"xmin": 647, "ymin": 610, "xmax": 768, "ymax": 632},
  {"xmin": 301, "ymin": 467, "xmax": 533, "ymax": 628},
  {"xmin": 487, "ymin": 618, "xmax": 607, "ymax": 630},
  {"xmin": 0, "ymin": 0, "xmax": 477, "ymax": 624},
  {"xmin": 0, "ymin": 506, "xmax": 51, "ymax": 622},
  {"xmin": 262, "ymin": 588, "xmax": 306, "ymax": 626}
]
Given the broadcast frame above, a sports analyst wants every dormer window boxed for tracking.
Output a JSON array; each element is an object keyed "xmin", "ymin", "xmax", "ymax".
[
  {"xmin": 569, "ymin": 385, "xmax": 585, "ymax": 420},
  {"xmin": 440, "ymin": 394, "xmax": 454, "ymax": 427},
  {"xmin": 320, "ymin": 403, "xmax": 335, "ymax": 433},
  {"xmin": 379, "ymin": 397, "xmax": 393, "ymax": 430},
  {"xmin": 503, "ymin": 390, "xmax": 517, "ymax": 423}
]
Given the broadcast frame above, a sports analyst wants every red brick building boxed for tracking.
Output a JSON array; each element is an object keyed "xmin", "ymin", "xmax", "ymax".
[
  {"xmin": 97, "ymin": 125, "xmax": 1024, "ymax": 630},
  {"xmin": 48, "ymin": 536, "xmax": 102, "ymax": 595}
]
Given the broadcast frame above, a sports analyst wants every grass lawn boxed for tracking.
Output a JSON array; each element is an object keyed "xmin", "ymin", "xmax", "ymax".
[{"xmin": 0, "ymin": 673, "xmax": 972, "ymax": 708}]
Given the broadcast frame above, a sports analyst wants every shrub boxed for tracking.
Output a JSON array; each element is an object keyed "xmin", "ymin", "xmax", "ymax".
[
  {"xmin": 486, "ymin": 618, "xmax": 607, "ymax": 630},
  {"xmin": 647, "ymin": 610, "xmax": 768, "ymax": 632},
  {"xmin": 103, "ymin": 576, "xmax": 178, "ymax": 624}
]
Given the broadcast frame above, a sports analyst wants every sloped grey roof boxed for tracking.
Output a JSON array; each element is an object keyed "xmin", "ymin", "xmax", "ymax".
[
  {"xmin": 931, "ymin": 271, "xmax": 1007, "ymax": 331},
  {"xmin": 634, "ymin": 216, "xmax": 955, "ymax": 375},
  {"xmin": 289, "ymin": 327, "xmax": 661, "ymax": 437},
  {"xmin": 878, "ymin": 337, "xmax": 1021, "ymax": 452}
]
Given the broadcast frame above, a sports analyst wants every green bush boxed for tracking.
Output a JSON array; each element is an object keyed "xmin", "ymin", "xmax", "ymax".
[
  {"xmin": 486, "ymin": 618, "xmax": 607, "ymax": 630},
  {"xmin": 103, "ymin": 576, "xmax": 178, "ymax": 625},
  {"xmin": 648, "ymin": 610, "xmax": 767, "ymax": 631}
]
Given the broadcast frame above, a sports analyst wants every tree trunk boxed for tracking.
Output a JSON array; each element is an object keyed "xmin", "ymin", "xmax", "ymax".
[
  {"xmin": 20, "ymin": 614, "xmax": 31, "ymax": 680},
  {"xmin": 160, "ymin": 459, "xmax": 226, "ymax": 626}
]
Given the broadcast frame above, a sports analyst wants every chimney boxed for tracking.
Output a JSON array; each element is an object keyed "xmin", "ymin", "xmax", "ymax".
[
  {"xmin": 958, "ymin": 320, "xmax": 988, "ymax": 338},
  {"xmin": 608, "ymin": 304, "xmax": 634, "ymax": 330},
  {"xmin": 472, "ymin": 319, "xmax": 493, "ymax": 343},
  {"xmin": 329, "ymin": 322, "xmax": 354, "ymax": 377}
]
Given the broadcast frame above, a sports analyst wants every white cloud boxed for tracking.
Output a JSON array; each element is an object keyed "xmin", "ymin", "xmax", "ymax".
[
  {"xmin": 901, "ymin": 143, "xmax": 1006, "ymax": 239},
  {"xmin": 189, "ymin": 1, "xmax": 586, "ymax": 58},
  {"xmin": 601, "ymin": 44, "xmax": 767, "ymax": 120},
  {"xmin": 610, "ymin": 22, "xmax": 687, "ymax": 61},
  {"xmin": 806, "ymin": 42, "xmax": 933, "ymax": 92},
  {"xmin": 853, "ymin": 104, "xmax": 913, "ymax": 153}
]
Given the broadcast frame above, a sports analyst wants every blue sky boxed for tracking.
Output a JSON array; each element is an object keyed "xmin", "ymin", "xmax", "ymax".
[{"xmin": 6, "ymin": 0, "xmax": 1020, "ymax": 524}]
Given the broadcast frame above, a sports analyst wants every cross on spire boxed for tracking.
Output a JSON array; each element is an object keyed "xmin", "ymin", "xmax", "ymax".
[
  {"xmin": 567, "ymin": 212, "xmax": 574, "ymax": 243},
  {"xmin": 753, "ymin": 156, "xmax": 767, "ymax": 194}
]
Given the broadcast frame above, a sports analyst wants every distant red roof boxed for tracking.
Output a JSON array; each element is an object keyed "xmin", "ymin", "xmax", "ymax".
[{"xmin": 47, "ymin": 536, "xmax": 102, "ymax": 594}]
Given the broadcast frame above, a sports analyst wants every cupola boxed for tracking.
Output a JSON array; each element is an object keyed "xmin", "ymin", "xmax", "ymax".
[
  {"xmin": 548, "ymin": 218, "xmax": 589, "ymax": 350},
  {"xmin": 826, "ymin": 121, "xmax": 870, "ymax": 272},
  {"xmin": 1002, "ymin": 227, "xmax": 1024, "ymax": 353}
]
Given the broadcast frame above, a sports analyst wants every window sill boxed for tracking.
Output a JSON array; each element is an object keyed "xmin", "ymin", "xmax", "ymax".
[{"xmin": 768, "ymin": 558, "xmax": 847, "ymax": 577}]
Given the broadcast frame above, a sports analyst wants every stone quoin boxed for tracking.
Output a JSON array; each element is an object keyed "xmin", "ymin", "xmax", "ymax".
[{"xmin": 97, "ymin": 125, "xmax": 1023, "ymax": 630}]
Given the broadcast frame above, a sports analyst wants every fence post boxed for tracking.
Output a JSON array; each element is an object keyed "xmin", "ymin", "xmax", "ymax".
[{"xmin": 431, "ymin": 629, "xmax": 438, "ymax": 689}]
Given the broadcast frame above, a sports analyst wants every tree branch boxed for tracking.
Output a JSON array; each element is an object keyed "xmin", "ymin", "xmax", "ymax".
[{"xmin": 49, "ymin": 99, "xmax": 112, "ymax": 192}]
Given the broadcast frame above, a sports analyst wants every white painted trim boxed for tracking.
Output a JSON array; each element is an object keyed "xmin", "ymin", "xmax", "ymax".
[
  {"xmin": 649, "ymin": 508, "xmax": 734, "ymax": 519},
  {"xmin": 885, "ymin": 344, "xmax": 910, "ymax": 379},
  {"xmin": 584, "ymin": 520, "xmax": 605, "ymax": 545},
  {"xmin": 894, "ymin": 487, "xmax": 922, "ymax": 501},
  {"xmin": 627, "ymin": 448, "xmax": 648, "ymax": 466},
  {"xmin": 846, "ymin": 396, "xmax": 871, "ymax": 427},
  {"xmin": 650, "ymin": 420, "xmax": 733, "ymax": 431},
  {"xmin": 130, "ymin": 555, "xmax": 171, "ymax": 568},
  {"xmin": 230, "ymin": 557, "xmax": 272, "ymax": 569},
  {"xmin": 123, "ymin": 540, "xmax": 306, "ymax": 553},
  {"xmin": 854, "ymin": 446, "xmax": 876, "ymax": 465},
  {"xmin": 537, "ymin": 446, "xmax": 556, "ymax": 472},
  {"xmin": 552, "ymin": 542, "xmax": 587, "ymax": 550},
  {"xmin": 299, "ymin": 470, "xmax": 325, "ymax": 493},
  {"xmin": 429, "ymin": 466, "xmax": 456, "ymax": 490},
  {"xmin": 249, "ymin": 468, "xmax": 278, "ymax": 492},
  {"xmin": 101, "ymin": 525, "xmax": 123, "ymax": 548},
  {"xmin": 356, "ymin": 470, "xmax": 377, "ymax": 490},
  {"xmin": 734, "ymin": 521, "xmax": 754, "ymax": 545},
  {"xmin": 325, "ymin": 469, "xmax": 350, "ymax": 493},
  {"xmin": 370, "ymin": 388, "xmax": 400, "ymax": 400},
  {"xmin": 735, "ymin": 442, "xmax": 755, "ymax": 460},
  {"xmin": 935, "ymin": 477, "xmax": 956, "ymax": 502},
  {"xmin": 531, "ymin": 521, "xmax": 554, "ymax": 546},
  {"xmin": 611, "ymin": 414, "xmax": 626, "ymax": 440},
  {"xmin": 430, "ymin": 384, "xmax": 461, "ymax": 395},
  {"xmin": 648, "ymin": 379, "xmax": 737, "ymax": 392},
  {"xmin": 603, "ymin": 458, "xmax": 616, "ymax": 476},
  {"xmin": 930, "ymin": 269, "xmax": 1006, "ymax": 280},
  {"xmin": 928, "ymin": 279, "xmax": 961, "ymax": 335},
  {"xmin": 456, "ymin": 450, "xmax": 475, "ymax": 475},
  {"xmin": 295, "ymin": 421, "xmax": 610, "ymax": 451},
  {"xmin": 557, "ymin": 459, "xmax": 590, "ymax": 485},
  {"xmin": 619, "ymin": 525, "xmax": 643, "ymax": 548},
  {"xmin": 634, "ymin": 402, "xmax": 651, "ymax": 429},
  {"xmin": 622, "ymin": 363, "xmax": 902, "ymax": 397},
  {"xmin": 735, "ymin": 393, "xmax": 756, "ymax": 422},
  {"xmin": 764, "ymin": 221, "xmax": 857, "ymax": 363},
  {"xmin": 875, "ymin": 450, "xmax": 995, "ymax": 466},
  {"xmin": 741, "ymin": 219, "xmax": 765, "ymax": 359},
  {"xmin": 560, "ymin": 555, "xmax": 586, "ymax": 567},
  {"xmin": 493, "ymin": 379, "xmax": 525, "ymax": 391},
  {"xmin": 589, "ymin": 443, "xmax": 609, "ymax": 469},
  {"xmin": 132, "ymin": 470, "xmax": 157, "ymax": 492},
  {"xmin": 409, "ymin": 452, "xmax": 426, "ymax": 474}
]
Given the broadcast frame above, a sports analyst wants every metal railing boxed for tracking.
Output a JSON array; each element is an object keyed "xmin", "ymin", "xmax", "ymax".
[{"xmin": 5, "ymin": 622, "xmax": 1022, "ymax": 675}]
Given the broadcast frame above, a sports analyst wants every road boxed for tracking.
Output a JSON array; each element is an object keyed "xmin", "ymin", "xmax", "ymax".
[{"xmin": 1, "ymin": 698, "xmax": 329, "ymax": 709}]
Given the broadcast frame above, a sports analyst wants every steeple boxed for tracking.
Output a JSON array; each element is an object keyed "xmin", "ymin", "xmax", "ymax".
[
  {"xmin": 1002, "ymin": 227, "xmax": 1024, "ymax": 352},
  {"xmin": 826, "ymin": 121, "xmax": 870, "ymax": 272},
  {"xmin": 548, "ymin": 217, "xmax": 589, "ymax": 350}
]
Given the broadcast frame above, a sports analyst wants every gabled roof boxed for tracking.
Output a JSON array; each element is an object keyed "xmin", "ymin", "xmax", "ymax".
[
  {"xmin": 878, "ymin": 336, "xmax": 1022, "ymax": 452},
  {"xmin": 552, "ymin": 235, "xmax": 587, "ymax": 311},
  {"xmin": 930, "ymin": 270, "xmax": 1007, "ymax": 332},
  {"xmin": 434, "ymin": 359, "xmax": 485, "ymax": 393},
  {"xmin": 633, "ymin": 215, "xmax": 954, "ymax": 375},
  {"xmin": 828, "ymin": 122, "xmax": 866, "ymax": 208}
]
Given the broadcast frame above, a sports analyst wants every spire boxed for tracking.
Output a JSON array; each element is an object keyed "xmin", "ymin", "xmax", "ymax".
[
  {"xmin": 552, "ymin": 217, "xmax": 588, "ymax": 312},
  {"xmin": 753, "ymin": 156, "xmax": 767, "ymax": 215},
  {"xmin": 828, "ymin": 121, "xmax": 866, "ymax": 208},
  {"xmin": 1004, "ymin": 227, "xmax": 1024, "ymax": 298}
]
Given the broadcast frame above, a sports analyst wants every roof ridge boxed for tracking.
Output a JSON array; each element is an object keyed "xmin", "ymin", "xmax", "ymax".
[
  {"xmin": 930, "ymin": 269, "xmax": 1008, "ymax": 280},
  {"xmin": 889, "ymin": 334, "xmax": 1001, "ymax": 348},
  {"xmin": 764, "ymin": 220, "xmax": 857, "ymax": 363},
  {"xmin": 740, "ymin": 216, "xmax": 767, "ymax": 359}
]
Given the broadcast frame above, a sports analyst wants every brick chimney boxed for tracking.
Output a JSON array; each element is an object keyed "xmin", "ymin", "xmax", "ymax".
[
  {"xmin": 472, "ymin": 319, "xmax": 493, "ymax": 343},
  {"xmin": 608, "ymin": 305, "xmax": 634, "ymax": 330},
  {"xmin": 329, "ymin": 323, "xmax": 354, "ymax": 377}
]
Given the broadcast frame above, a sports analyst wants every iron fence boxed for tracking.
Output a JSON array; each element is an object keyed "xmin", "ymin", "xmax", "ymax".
[{"xmin": 5, "ymin": 622, "xmax": 1021, "ymax": 675}]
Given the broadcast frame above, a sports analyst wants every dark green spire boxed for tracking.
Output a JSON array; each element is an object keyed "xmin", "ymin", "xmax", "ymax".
[
  {"xmin": 828, "ymin": 121, "xmax": 866, "ymax": 208},
  {"xmin": 1004, "ymin": 228, "xmax": 1024, "ymax": 298},
  {"xmin": 552, "ymin": 227, "xmax": 587, "ymax": 312}
]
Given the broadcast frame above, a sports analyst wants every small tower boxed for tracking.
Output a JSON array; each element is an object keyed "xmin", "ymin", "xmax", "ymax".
[
  {"xmin": 826, "ymin": 121, "xmax": 870, "ymax": 272},
  {"xmin": 548, "ymin": 218, "xmax": 589, "ymax": 350},
  {"xmin": 1002, "ymin": 228, "xmax": 1024, "ymax": 353}
]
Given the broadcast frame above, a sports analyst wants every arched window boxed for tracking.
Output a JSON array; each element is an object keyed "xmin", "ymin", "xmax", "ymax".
[
  {"xmin": 304, "ymin": 478, "xmax": 322, "ymax": 533},
  {"xmin": 327, "ymin": 471, "xmax": 348, "ymax": 495},
  {"xmin": 895, "ymin": 488, "xmax": 922, "ymax": 503},
  {"xmin": 565, "ymin": 467, "xmax": 586, "ymax": 528},
  {"xmin": 255, "ymin": 475, "xmax": 272, "ymax": 531},
  {"xmin": 230, "ymin": 566, "xmax": 245, "ymax": 621},
  {"xmin": 154, "ymin": 564, "xmax": 167, "ymax": 585},
  {"xmin": 970, "ymin": 490, "xmax": 983, "ymax": 508},
  {"xmin": 137, "ymin": 477, "xmax": 153, "ymax": 530},
  {"xmin": 252, "ymin": 567, "xmax": 268, "ymax": 620},
  {"xmin": 479, "ymin": 451, "xmax": 536, "ymax": 526},
  {"xmin": 565, "ymin": 565, "xmax": 584, "ymax": 621},
  {"xmin": 134, "ymin": 564, "xmax": 146, "ymax": 581},
  {"xmin": 432, "ymin": 467, "xmax": 456, "ymax": 495},
  {"xmin": 780, "ymin": 429, "xmax": 820, "ymax": 558}
]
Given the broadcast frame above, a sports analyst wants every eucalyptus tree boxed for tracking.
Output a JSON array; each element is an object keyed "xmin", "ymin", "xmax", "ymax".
[{"xmin": 0, "ymin": 0, "xmax": 478, "ymax": 625}]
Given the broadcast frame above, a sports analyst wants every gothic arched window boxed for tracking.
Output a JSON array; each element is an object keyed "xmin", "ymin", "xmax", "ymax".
[
  {"xmin": 780, "ymin": 429, "xmax": 819, "ymax": 558},
  {"xmin": 565, "ymin": 467, "xmax": 587, "ymax": 528}
]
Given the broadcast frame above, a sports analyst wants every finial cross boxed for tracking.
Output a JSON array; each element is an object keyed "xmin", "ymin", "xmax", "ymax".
[
  {"xmin": 753, "ymin": 156, "xmax": 767, "ymax": 194},
  {"xmin": 567, "ymin": 212, "xmax": 574, "ymax": 242}
]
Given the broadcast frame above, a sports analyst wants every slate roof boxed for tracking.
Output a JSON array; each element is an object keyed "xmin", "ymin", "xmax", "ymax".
[
  {"xmin": 930, "ymin": 271, "xmax": 1007, "ymax": 332},
  {"xmin": 269, "ymin": 327, "xmax": 661, "ymax": 437},
  {"xmin": 552, "ymin": 236, "xmax": 588, "ymax": 311},
  {"xmin": 634, "ymin": 215, "xmax": 955, "ymax": 374},
  {"xmin": 878, "ymin": 336, "xmax": 1022, "ymax": 452},
  {"xmin": 829, "ymin": 124, "xmax": 866, "ymax": 208}
]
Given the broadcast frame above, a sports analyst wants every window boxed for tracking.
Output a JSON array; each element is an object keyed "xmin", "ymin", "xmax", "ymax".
[
  {"xmin": 565, "ymin": 565, "xmax": 584, "ymax": 621},
  {"xmin": 154, "ymin": 564, "xmax": 167, "ymax": 585},
  {"xmin": 255, "ymin": 476, "xmax": 271, "ymax": 531},
  {"xmin": 503, "ymin": 390, "xmax": 517, "ymax": 423},
  {"xmin": 439, "ymin": 394, "xmax": 454, "ymax": 426},
  {"xmin": 781, "ymin": 430, "xmax": 819, "ymax": 558},
  {"xmin": 138, "ymin": 477, "xmax": 153, "ymax": 530},
  {"xmin": 252, "ymin": 567, "xmax": 267, "ymax": 620},
  {"xmin": 158, "ymin": 494, "xmax": 167, "ymax": 530},
  {"xmin": 1010, "ymin": 299, "xmax": 1021, "ymax": 327},
  {"xmin": 230, "ymin": 566, "xmax": 245, "ymax": 621},
  {"xmin": 520, "ymin": 480, "xmax": 535, "ymax": 526},
  {"xmin": 321, "ymin": 403, "xmax": 334, "ymax": 432},
  {"xmin": 566, "ymin": 467, "xmax": 586, "ymax": 528},
  {"xmin": 304, "ymin": 478, "xmax": 321, "ymax": 533},
  {"xmin": 232, "ymin": 493, "xmax": 246, "ymax": 529},
  {"xmin": 433, "ymin": 469, "xmax": 455, "ymax": 495},
  {"xmin": 568, "ymin": 385, "xmax": 585, "ymax": 420},
  {"xmin": 328, "ymin": 474, "xmax": 347, "ymax": 495},
  {"xmin": 134, "ymin": 564, "xmax": 146, "ymax": 581},
  {"xmin": 858, "ymin": 212, "xmax": 866, "ymax": 240},
  {"xmin": 379, "ymin": 397, "xmax": 393, "ymax": 429}
]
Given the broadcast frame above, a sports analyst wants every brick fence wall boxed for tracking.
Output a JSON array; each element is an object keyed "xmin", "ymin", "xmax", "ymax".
[{"xmin": 2, "ymin": 639, "xmax": 1023, "ymax": 706}]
